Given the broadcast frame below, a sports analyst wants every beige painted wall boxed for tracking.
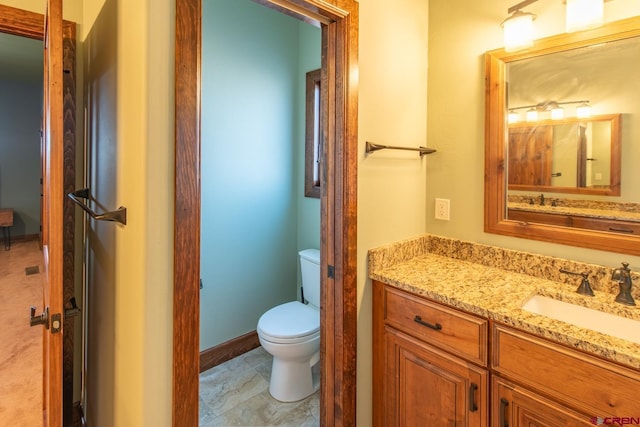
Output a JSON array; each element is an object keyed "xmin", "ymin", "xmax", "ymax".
[
  {"xmin": 0, "ymin": 0, "xmax": 82, "ymax": 23},
  {"xmin": 357, "ymin": 0, "xmax": 429, "ymax": 425},
  {"xmin": 426, "ymin": 0, "xmax": 640, "ymax": 266},
  {"xmin": 80, "ymin": 0, "xmax": 174, "ymax": 425}
]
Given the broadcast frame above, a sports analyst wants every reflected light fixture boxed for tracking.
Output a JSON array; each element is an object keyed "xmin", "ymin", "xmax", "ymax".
[
  {"xmin": 566, "ymin": 0, "xmax": 604, "ymax": 32},
  {"xmin": 576, "ymin": 102, "xmax": 592, "ymax": 118},
  {"xmin": 550, "ymin": 103, "xmax": 564, "ymax": 119},
  {"xmin": 509, "ymin": 100, "xmax": 591, "ymax": 121}
]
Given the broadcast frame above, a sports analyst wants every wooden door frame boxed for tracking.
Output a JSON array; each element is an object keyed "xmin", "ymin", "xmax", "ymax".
[
  {"xmin": 0, "ymin": 4, "xmax": 77, "ymax": 426},
  {"xmin": 173, "ymin": 0, "xmax": 358, "ymax": 425}
]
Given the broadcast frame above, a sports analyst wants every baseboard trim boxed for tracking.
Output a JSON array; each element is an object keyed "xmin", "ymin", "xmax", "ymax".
[
  {"xmin": 200, "ymin": 330, "xmax": 260, "ymax": 373},
  {"xmin": 11, "ymin": 233, "xmax": 39, "ymax": 242}
]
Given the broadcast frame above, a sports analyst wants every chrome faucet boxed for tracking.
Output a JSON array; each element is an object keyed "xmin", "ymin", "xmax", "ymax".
[{"xmin": 611, "ymin": 262, "xmax": 636, "ymax": 306}]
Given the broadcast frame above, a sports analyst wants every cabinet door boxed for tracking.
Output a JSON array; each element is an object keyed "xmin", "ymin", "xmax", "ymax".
[
  {"xmin": 384, "ymin": 328, "xmax": 488, "ymax": 427},
  {"xmin": 493, "ymin": 376, "xmax": 594, "ymax": 427}
]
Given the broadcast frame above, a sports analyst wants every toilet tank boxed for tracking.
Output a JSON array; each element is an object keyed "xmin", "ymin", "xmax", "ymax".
[{"xmin": 299, "ymin": 249, "xmax": 320, "ymax": 308}]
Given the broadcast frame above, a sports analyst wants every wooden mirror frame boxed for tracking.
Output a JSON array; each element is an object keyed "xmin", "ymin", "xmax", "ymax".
[{"xmin": 485, "ymin": 16, "xmax": 640, "ymax": 256}]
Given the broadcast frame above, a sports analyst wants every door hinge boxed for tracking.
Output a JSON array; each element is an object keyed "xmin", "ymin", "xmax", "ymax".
[{"xmin": 328, "ymin": 264, "xmax": 335, "ymax": 279}]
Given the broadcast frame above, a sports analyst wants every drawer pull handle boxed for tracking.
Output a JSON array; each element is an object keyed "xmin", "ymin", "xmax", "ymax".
[
  {"xmin": 413, "ymin": 315, "xmax": 442, "ymax": 331},
  {"xmin": 468, "ymin": 383, "xmax": 478, "ymax": 412},
  {"xmin": 500, "ymin": 398, "xmax": 509, "ymax": 427},
  {"xmin": 609, "ymin": 227, "xmax": 634, "ymax": 234}
]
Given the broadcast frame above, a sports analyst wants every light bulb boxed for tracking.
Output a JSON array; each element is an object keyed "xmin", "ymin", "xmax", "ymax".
[
  {"xmin": 526, "ymin": 108, "xmax": 538, "ymax": 122},
  {"xmin": 503, "ymin": 11, "xmax": 535, "ymax": 52},
  {"xmin": 576, "ymin": 103, "xmax": 592, "ymax": 118},
  {"xmin": 508, "ymin": 110, "xmax": 520, "ymax": 123},
  {"xmin": 551, "ymin": 106, "xmax": 564, "ymax": 120}
]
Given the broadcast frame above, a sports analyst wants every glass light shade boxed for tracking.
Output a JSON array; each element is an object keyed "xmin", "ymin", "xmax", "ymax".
[
  {"xmin": 503, "ymin": 12, "xmax": 535, "ymax": 52},
  {"xmin": 526, "ymin": 108, "xmax": 538, "ymax": 122},
  {"xmin": 551, "ymin": 106, "xmax": 564, "ymax": 120},
  {"xmin": 566, "ymin": 0, "xmax": 604, "ymax": 33},
  {"xmin": 508, "ymin": 110, "xmax": 520, "ymax": 123},
  {"xmin": 576, "ymin": 103, "xmax": 592, "ymax": 118}
]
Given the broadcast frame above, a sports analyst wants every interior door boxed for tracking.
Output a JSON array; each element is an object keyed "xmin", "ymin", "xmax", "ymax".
[{"xmin": 38, "ymin": 0, "xmax": 65, "ymax": 425}]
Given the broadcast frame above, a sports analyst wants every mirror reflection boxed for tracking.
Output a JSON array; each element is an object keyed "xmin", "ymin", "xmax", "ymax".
[
  {"xmin": 507, "ymin": 114, "xmax": 620, "ymax": 194},
  {"xmin": 504, "ymin": 34, "xmax": 640, "ymax": 228}
]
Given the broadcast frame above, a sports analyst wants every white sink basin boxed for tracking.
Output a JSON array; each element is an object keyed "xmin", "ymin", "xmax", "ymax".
[{"xmin": 522, "ymin": 295, "xmax": 640, "ymax": 344}]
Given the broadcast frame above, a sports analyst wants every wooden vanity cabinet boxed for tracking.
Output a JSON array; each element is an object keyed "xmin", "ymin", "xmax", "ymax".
[
  {"xmin": 373, "ymin": 280, "xmax": 489, "ymax": 427},
  {"xmin": 492, "ymin": 324, "xmax": 640, "ymax": 426},
  {"xmin": 507, "ymin": 209, "xmax": 640, "ymax": 235},
  {"xmin": 492, "ymin": 376, "xmax": 595, "ymax": 427}
]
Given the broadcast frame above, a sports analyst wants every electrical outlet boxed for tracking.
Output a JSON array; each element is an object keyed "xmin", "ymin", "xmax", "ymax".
[{"xmin": 435, "ymin": 198, "xmax": 450, "ymax": 221}]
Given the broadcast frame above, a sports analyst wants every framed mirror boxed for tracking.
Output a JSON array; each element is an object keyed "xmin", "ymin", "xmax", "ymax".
[{"xmin": 485, "ymin": 16, "xmax": 640, "ymax": 255}]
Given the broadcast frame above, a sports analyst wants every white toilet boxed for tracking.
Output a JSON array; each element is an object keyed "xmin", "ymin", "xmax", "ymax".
[{"xmin": 257, "ymin": 248, "xmax": 321, "ymax": 402}]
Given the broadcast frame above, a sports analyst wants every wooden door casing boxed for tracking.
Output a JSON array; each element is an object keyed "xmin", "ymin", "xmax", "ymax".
[{"xmin": 173, "ymin": 0, "xmax": 358, "ymax": 426}]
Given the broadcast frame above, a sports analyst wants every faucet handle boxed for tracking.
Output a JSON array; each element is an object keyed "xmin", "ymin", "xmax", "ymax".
[
  {"xmin": 576, "ymin": 272, "xmax": 595, "ymax": 297},
  {"xmin": 559, "ymin": 268, "xmax": 595, "ymax": 296}
]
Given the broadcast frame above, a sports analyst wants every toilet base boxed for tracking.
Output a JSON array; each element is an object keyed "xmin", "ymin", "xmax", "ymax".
[{"xmin": 268, "ymin": 354, "xmax": 320, "ymax": 402}]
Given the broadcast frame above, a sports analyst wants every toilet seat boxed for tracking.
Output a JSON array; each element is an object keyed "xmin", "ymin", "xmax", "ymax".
[{"xmin": 258, "ymin": 301, "xmax": 319, "ymax": 344}]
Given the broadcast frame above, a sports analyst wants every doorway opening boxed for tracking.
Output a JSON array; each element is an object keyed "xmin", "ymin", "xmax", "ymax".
[{"xmin": 173, "ymin": 0, "xmax": 359, "ymax": 425}]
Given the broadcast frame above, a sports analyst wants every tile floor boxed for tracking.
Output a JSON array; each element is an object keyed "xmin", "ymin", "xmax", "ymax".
[
  {"xmin": 199, "ymin": 347, "xmax": 320, "ymax": 427},
  {"xmin": 0, "ymin": 239, "xmax": 43, "ymax": 426}
]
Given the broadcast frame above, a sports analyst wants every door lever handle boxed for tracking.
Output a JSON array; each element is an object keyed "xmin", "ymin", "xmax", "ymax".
[{"xmin": 30, "ymin": 306, "xmax": 49, "ymax": 328}]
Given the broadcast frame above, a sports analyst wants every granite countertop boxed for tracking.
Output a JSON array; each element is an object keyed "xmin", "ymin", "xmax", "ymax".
[{"xmin": 369, "ymin": 236, "xmax": 640, "ymax": 370}]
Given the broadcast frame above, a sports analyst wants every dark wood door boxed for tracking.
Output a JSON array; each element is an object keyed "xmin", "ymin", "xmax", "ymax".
[
  {"xmin": 508, "ymin": 126, "xmax": 553, "ymax": 186},
  {"xmin": 42, "ymin": 0, "xmax": 65, "ymax": 424}
]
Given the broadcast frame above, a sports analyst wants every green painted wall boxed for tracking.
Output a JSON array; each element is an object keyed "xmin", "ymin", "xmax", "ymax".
[{"xmin": 200, "ymin": 0, "xmax": 321, "ymax": 350}]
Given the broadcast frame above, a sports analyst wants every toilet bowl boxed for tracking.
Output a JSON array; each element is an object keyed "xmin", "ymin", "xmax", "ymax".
[{"xmin": 257, "ymin": 249, "xmax": 321, "ymax": 402}]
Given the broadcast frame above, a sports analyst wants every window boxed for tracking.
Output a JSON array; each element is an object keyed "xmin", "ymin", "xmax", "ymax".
[{"xmin": 304, "ymin": 68, "xmax": 321, "ymax": 198}]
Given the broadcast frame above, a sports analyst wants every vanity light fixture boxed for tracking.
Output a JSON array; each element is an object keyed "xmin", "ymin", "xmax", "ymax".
[
  {"xmin": 526, "ymin": 107, "xmax": 539, "ymax": 121},
  {"xmin": 503, "ymin": 0, "xmax": 609, "ymax": 52},
  {"xmin": 508, "ymin": 110, "xmax": 520, "ymax": 123},
  {"xmin": 566, "ymin": 0, "xmax": 604, "ymax": 32},
  {"xmin": 502, "ymin": 9, "xmax": 536, "ymax": 52}
]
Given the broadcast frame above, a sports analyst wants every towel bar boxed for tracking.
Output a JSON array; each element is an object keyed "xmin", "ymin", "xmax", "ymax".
[
  {"xmin": 365, "ymin": 141, "xmax": 436, "ymax": 157},
  {"xmin": 68, "ymin": 188, "xmax": 127, "ymax": 225}
]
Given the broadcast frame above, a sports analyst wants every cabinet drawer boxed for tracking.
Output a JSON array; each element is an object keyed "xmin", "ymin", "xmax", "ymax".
[
  {"xmin": 384, "ymin": 286, "xmax": 487, "ymax": 366},
  {"xmin": 492, "ymin": 323, "xmax": 640, "ymax": 418}
]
